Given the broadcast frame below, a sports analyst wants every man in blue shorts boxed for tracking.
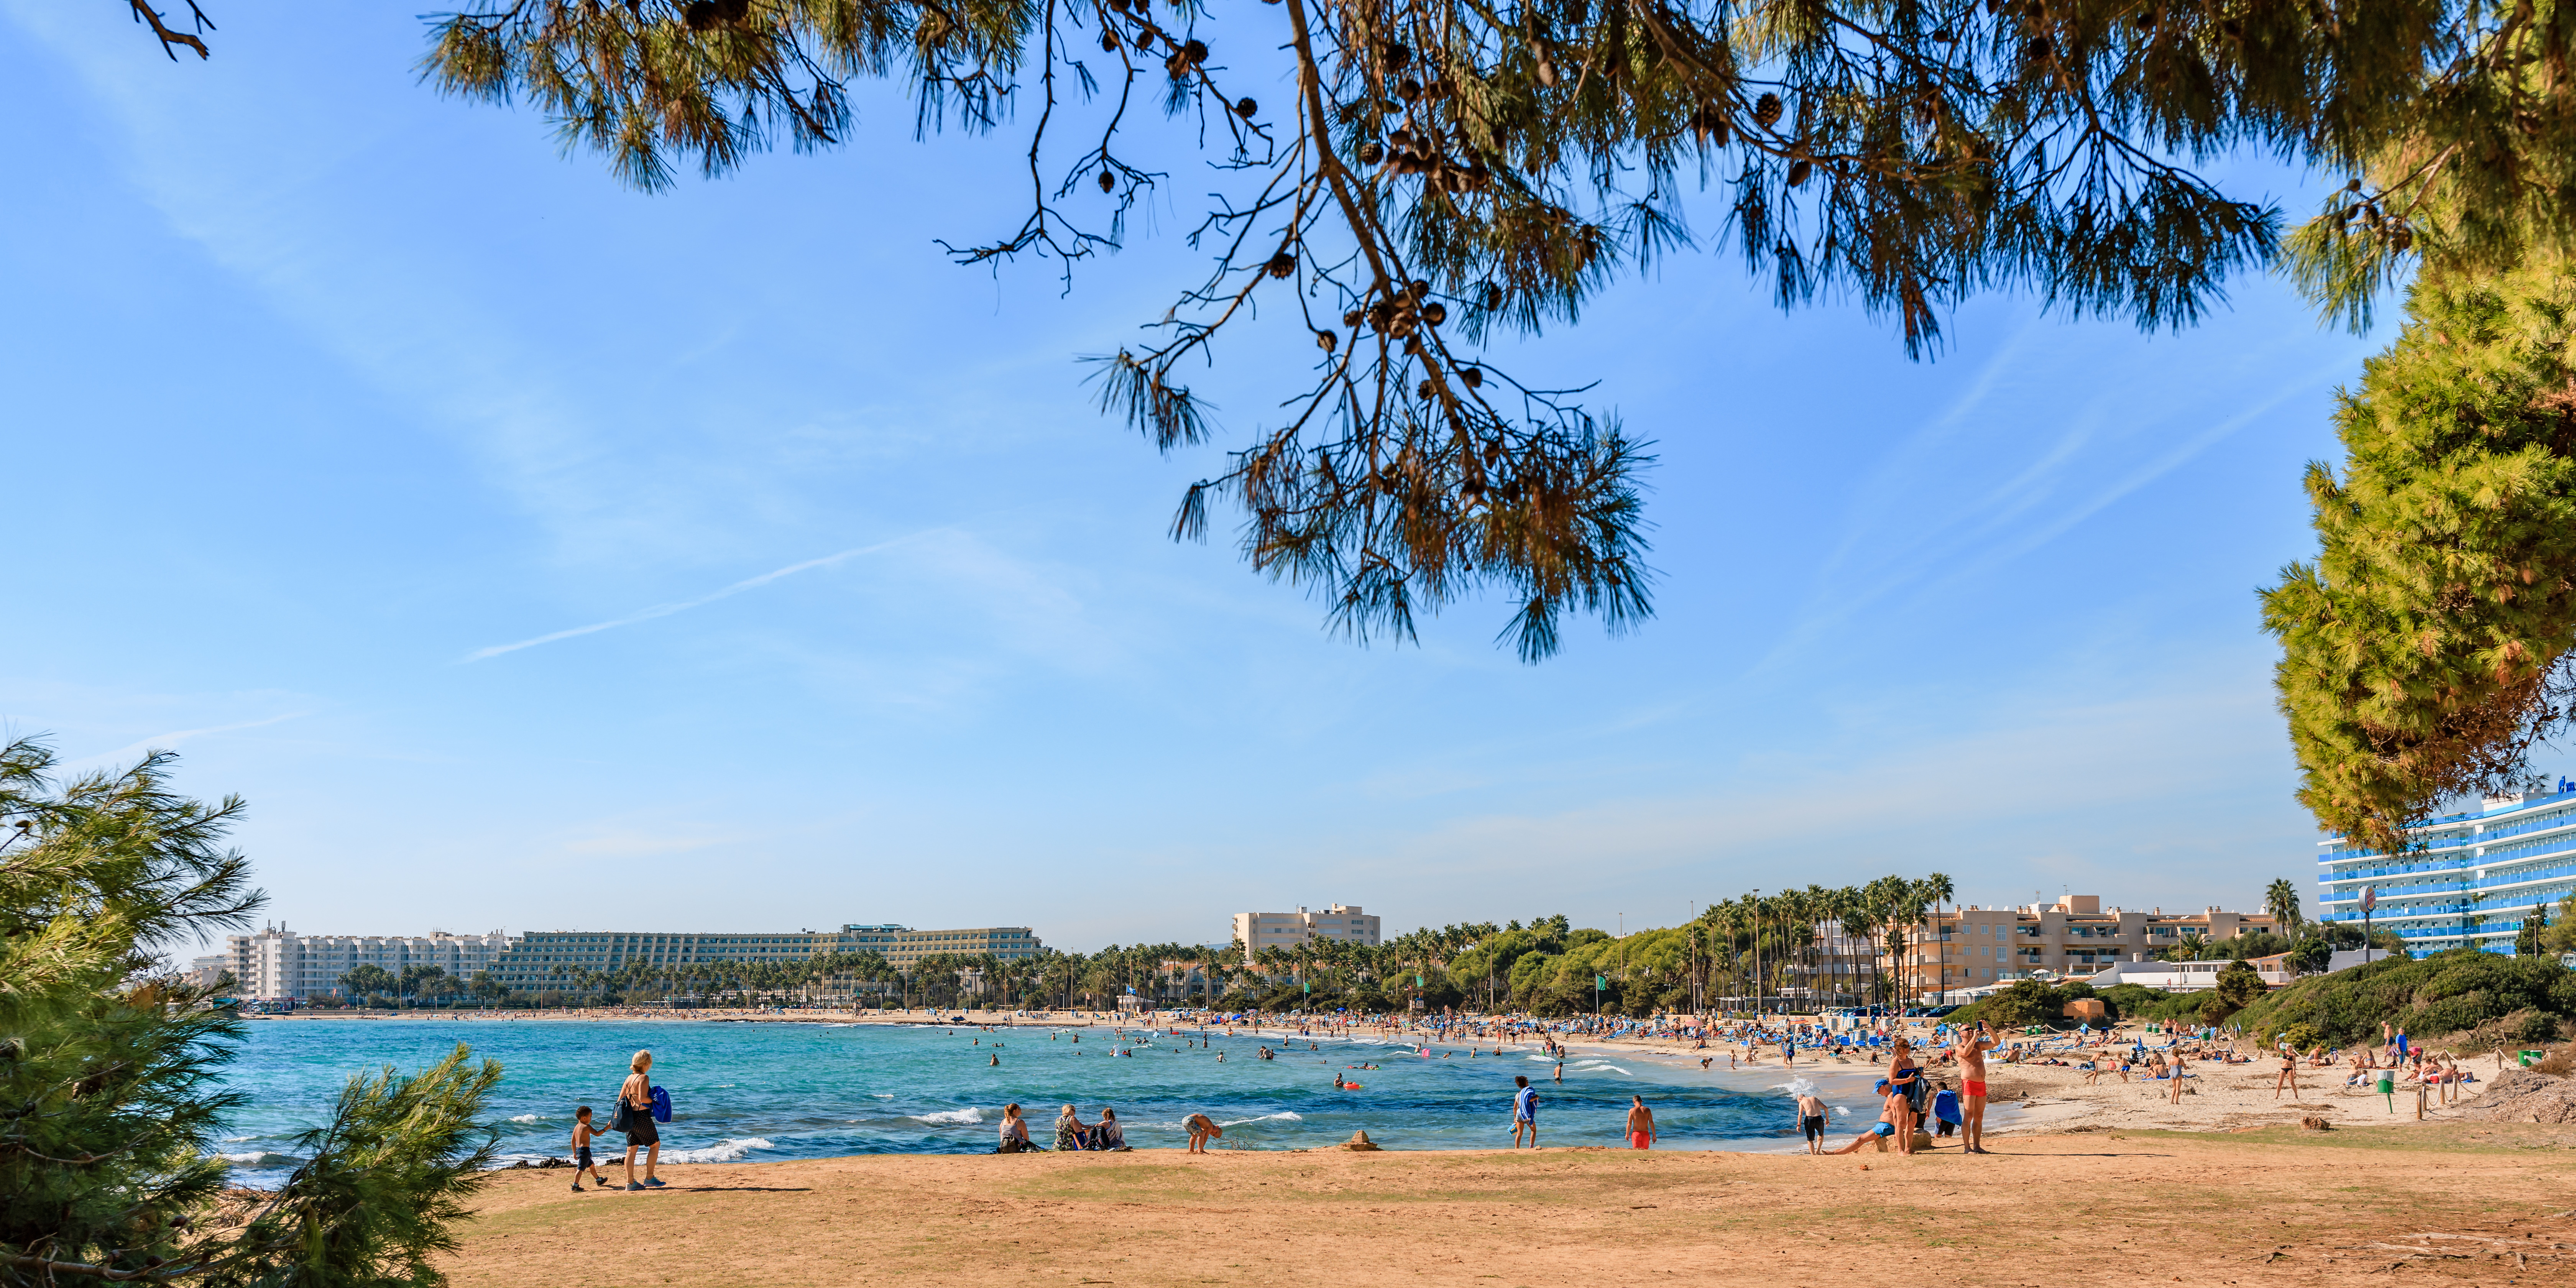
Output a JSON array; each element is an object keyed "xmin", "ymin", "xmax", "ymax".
[
  {"xmin": 1824, "ymin": 1080, "xmax": 1907, "ymax": 1155},
  {"xmin": 1511, "ymin": 1075, "xmax": 1538, "ymax": 1148}
]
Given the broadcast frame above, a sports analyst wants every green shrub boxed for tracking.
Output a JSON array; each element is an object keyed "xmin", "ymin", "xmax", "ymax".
[
  {"xmin": 2230, "ymin": 948, "xmax": 2576, "ymax": 1045},
  {"xmin": 2214, "ymin": 959, "xmax": 2266, "ymax": 1010},
  {"xmin": 2520, "ymin": 1011, "xmax": 2564, "ymax": 1043}
]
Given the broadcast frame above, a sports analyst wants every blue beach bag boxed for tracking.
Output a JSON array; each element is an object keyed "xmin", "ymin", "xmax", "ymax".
[{"xmin": 651, "ymin": 1086, "xmax": 672, "ymax": 1123}]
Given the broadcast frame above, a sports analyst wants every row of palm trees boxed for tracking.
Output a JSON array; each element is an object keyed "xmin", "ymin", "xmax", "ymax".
[
  {"xmin": 475, "ymin": 877, "xmax": 1973, "ymax": 1014},
  {"xmin": 1690, "ymin": 875, "xmax": 1956, "ymax": 1010}
]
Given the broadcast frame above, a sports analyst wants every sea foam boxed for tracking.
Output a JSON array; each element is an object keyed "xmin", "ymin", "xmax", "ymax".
[
  {"xmin": 1216, "ymin": 1111, "xmax": 1303, "ymax": 1127},
  {"xmin": 910, "ymin": 1107, "xmax": 984, "ymax": 1125},
  {"xmin": 658, "ymin": 1137, "xmax": 772, "ymax": 1164}
]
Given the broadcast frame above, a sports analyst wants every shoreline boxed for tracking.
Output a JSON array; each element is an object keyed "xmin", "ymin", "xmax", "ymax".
[{"xmin": 250, "ymin": 1008, "xmax": 2514, "ymax": 1140}]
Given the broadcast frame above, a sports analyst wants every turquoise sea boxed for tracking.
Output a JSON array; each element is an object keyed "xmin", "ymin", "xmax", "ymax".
[{"xmin": 215, "ymin": 1018, "xmax": 1889, "ymax": 1184}]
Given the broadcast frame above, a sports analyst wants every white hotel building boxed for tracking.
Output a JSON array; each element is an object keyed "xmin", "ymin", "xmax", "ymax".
[
  {"xmin": 223, "ymin": 926, "xmax": 513, "ymax": 1001},
  {"xmin": 2316, "ymin": 777, "xmax": 2576, "ymax": 956}
]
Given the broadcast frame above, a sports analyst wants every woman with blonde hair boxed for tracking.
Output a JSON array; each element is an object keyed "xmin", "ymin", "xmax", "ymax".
[
  {"xmin": 1884, "ymin": 1038, "xmax": 1921, "ymax": 1153},
  {"xmin": 1053, "ymin": 1104, "xmax": 1088, "ymax": 1151},
  {"xmin": 618, "ymin": 1050, "xmax": 663, "ymax": 1190}
]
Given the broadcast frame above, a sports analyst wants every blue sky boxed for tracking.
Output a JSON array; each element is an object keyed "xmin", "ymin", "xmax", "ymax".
[{"xmin": 6, "ymin": 5, "xmax": 2391, "ymax": 951}]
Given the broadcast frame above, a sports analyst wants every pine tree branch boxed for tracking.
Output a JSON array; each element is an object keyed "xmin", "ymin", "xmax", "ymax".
[{"xmin": 127, "ymin": 1, "xmax": 212, "ymax": 61}]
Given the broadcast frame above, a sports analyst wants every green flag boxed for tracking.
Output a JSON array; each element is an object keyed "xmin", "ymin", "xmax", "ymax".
[
  {"xmin": 1414, "ymin": 975, "xmax": 1423, "ymax": 987},
  {"xmin": 1596, "ymin": 975, "xmax": 1607, "ymax": 989}
]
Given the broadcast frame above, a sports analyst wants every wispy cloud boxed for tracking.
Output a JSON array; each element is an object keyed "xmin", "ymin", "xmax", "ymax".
[
  {"xmin": 70, "ymin": 712, "xmax": 308, "ymax": 770},
  {"xmin": 462, "ymin": 532, "xmax": 935, "ymax": 662}
]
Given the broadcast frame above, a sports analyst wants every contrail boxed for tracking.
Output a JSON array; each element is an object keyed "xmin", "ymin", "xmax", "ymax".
[
  {"xmin": 462, "ymin": 533, "xmax": 928, "ymax": 663},
  {"xmin": 72, "ymin": 712, "xmax": 308, "ymax": 769}
]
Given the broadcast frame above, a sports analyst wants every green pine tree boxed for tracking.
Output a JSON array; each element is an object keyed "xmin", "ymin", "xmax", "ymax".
[
  {"xmin": 2263, "ymin": 258, "xmax": 2576, "ymax": 857},
  {"xmin": 0, "ymin": 739, "xmax": 502, "ymax": 1286}
]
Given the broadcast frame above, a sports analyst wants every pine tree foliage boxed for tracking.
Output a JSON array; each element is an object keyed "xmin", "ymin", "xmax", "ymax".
[
  {"xmin": 118, "ymin": 3, "xmax": 2576, "ymax": 655},
  {"xmin": 2262, "ymin": 260, "xmax": 2576, "ymax": 859},
  {"xmin": 0, "ymin": 739, "xmax": 502, "ymax": 1287},
  {"xmin": 2284, "ymin": 2, "xmax": 2576, "ymax": 333}
]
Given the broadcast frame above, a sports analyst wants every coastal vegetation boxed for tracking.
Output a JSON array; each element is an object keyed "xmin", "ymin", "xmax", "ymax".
[
  {"xmin": 2228, "ymin": 947, "xmax": 2576, "ymax": 1050},
  {"xmin": 387, "ymin": 875, "xmax": 1963, "ymax": 1017},
  {"xmin": 0, "ymin": 738, "xmax": 499, "ymax": 1286},
  {"xmin": 2266, "ymin": 258, "xmax": 2576, "ymax": 856}
]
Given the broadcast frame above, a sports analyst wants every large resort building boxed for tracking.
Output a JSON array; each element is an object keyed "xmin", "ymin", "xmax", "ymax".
[
  {"xmin": 221, "ymin": 928, "xmax": 514, "ymax": 1002},
  {"xmin": 1230, "ymin": 904, "xmax": 1382, "ymax": 964},
  {"xmin": 2315, "ymin": 776, "xmax": 2576, "ymax": 956},
  {"xmin": 223, "ymin": 923, "xmax": 1043, "ymax": 1002},
  {"xmin": 1877, "ymin": 896, "xmax": 2279, "ymax": 1003}
]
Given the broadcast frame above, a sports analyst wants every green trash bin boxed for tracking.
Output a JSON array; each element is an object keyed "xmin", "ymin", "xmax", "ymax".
[
  {"xmin": 2377, "ymin": 1072, "xmax": 2396, "ymax": 1112},
  {"xmin": 2518, "ymin": 1050, "xmax": 2546, "ymax": 1068}
]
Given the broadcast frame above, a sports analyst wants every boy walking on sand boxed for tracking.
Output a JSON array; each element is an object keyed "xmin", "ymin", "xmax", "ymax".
[
  {"xmin": 569, "ymin": 1106, "xmax": 607, "ymax": 1191},
  {"xmin": 1511, "ymin": 1076, "xmax": 1539, "ymax": 1148}
]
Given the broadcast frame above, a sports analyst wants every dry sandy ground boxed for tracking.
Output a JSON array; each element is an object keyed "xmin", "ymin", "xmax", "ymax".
[{"xmin": 440, "ymin": 1125, "xmax": 2576, "ymax": 1288}]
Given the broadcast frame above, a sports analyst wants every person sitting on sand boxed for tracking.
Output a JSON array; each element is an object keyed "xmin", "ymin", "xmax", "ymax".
[
  {"xmin": 997, "ymin": 1103, "xmax": 1033, "ymax": 1153},
  {"xmin": 1824, "ymin": 1084, "xmax": 1908, "ymax": 1156},
  {"xmin": 1092, "ymin": 1107, "xmax": 1127, "ymax": 1151},
  {"xmin": 1053, "ymin": 1104, "xmax": 1088, "ymax": 1151}
]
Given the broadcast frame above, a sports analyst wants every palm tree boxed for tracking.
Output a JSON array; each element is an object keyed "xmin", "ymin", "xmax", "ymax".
[
  {"xmin": 1919, "ymin": 872, "xmax": 1956, "ymax": 1002},
  {"xmin": 2264, "ymin": 878, "xmax": 2303, "ymax": 938}
]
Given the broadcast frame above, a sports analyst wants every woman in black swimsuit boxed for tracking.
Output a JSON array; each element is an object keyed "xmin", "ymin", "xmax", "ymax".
[{"xmin": 1885, "ymin": 1039, "xmax": 1922, "ymax": 1153}]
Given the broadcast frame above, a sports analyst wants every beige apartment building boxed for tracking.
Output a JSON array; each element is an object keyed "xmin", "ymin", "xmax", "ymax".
[
  {"xmin": 1231, "ymin": 904, "xmax": 1382, "ymax": 963},
  {"xmin": 1891, "ymin": 895, "xmax": 2277, "ymax": 1002}
]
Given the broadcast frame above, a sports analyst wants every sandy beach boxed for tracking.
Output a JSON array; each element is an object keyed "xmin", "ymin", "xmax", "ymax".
[{"xmin": 435, "ymin": 1122, "xmax": 2576, "ymax": 1287}]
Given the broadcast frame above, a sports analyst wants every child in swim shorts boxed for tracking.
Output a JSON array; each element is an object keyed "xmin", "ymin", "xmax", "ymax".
[{"xmin": 569, "ymin": 1106, "xmax": 606, "ymax": 1192}]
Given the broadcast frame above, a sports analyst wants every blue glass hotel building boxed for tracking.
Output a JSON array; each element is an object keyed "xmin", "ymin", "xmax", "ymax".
[{"xmin": 2316, "ymin": 777, "xmax": 2576, "ymax": 956}]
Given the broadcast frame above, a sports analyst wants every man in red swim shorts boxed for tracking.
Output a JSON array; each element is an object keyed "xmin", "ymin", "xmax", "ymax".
[
  {"xmin": 1958, "ymin": 1019, "xmax": 2000, "ymax": 1155},
  {"xmin": 1625, "ymin": 1095, "xmax": 1656, "ymax": 1149}
]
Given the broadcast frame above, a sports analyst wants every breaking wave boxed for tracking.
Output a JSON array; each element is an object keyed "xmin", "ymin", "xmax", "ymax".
[
  {"xmin": 909, "ymin": 1108, "xmax": 984, "ymax": 1125},
  {"xmin": 658, "ymin": 1137, "xmax": 773, "ymax": 1164},
  {"xmin": 1216, "ymin": 1111, "xmax": 1303, "ymax": 1127}
]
